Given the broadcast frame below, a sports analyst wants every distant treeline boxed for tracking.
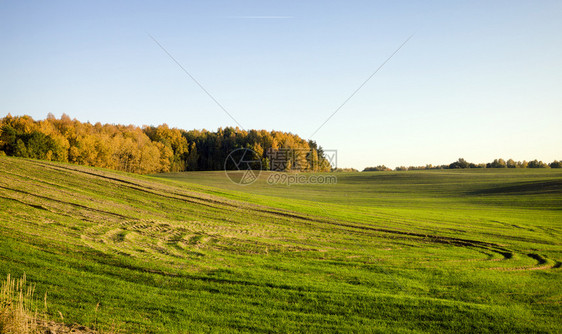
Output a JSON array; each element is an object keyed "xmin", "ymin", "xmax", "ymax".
[
  {"xmin": 365, "ymin": 158, "xmax": 562, "ymax": 172},
  {"xmin": 0, "ymin": 114, "xmax": 331, "ymax": 174},
  {"xmin": 332, "ymin": 168, "xmax": 359, "ymax": 172}
]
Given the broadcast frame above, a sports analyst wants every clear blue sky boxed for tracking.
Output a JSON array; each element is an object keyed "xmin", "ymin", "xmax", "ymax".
[{"xmin": 1, "ymin": 0, "xmax": 561, "ymax": 169}]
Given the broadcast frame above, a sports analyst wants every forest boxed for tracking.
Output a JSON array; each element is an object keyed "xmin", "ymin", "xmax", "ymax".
[
  {"xmin": 0, "ymin": 114, "xmax": 332, "ymax": 174},
  {"xmin": 365, "ymin": 157, "xmax": 561, "ymax": 172},
  {"xmin": 3, "ymin": 114, "xmax": 559, "ymax": 175}
]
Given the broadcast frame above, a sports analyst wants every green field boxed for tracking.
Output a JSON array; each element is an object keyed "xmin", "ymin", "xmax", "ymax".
[{"xmin": 0, "ymin": 156, "xmax": 561, "ymax": 333}]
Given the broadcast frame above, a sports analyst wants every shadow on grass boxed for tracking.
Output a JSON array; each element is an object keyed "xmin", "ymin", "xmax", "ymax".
[{"xmin": 468, "ymin": 180, "xmax": 562, "ymax": 196}]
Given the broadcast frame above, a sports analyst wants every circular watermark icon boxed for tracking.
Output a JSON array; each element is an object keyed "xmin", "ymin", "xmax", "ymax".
[{"xmin": 224, "ymin": 148, "xmax": 262, "ymax": 185}]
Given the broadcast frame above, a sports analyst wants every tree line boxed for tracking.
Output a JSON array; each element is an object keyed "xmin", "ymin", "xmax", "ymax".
[
  {"xmin": 0, "ymin": 114, "xmax": 331, "ymax": 174},
  {"xmin": 365, "ymin": 158, "xmax": 561, "ymax": 172}
]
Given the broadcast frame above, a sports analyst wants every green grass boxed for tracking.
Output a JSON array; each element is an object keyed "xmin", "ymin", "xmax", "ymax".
[{"xmin": 0, "ymin": 156, "xmax": 560, "ymax": 333}]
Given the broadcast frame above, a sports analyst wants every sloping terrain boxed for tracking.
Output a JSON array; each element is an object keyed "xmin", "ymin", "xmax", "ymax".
[{"xmin": 0, "ymin": 157, "xmax": 560, "ymax": 333}]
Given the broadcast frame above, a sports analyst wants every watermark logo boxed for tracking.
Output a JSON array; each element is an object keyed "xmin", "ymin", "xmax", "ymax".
[
  {"xmin": 322, "ymin": 150, "xmax": 337, "ymax": 170},
  {"xmin": 224, "ymin": 148, "xmax": 262, "ymax": 185},
  {"xmin": 266, "ymin": 148, "xmax": 338, "ymax": 186},
  {"xmin": 266, "ymin": 173, "xmax": 337, "ymax": 186},
  {"xmin": 266, "ymin": 148, "xmax": 337, "ymax": 172},
  {"xmin": 224, "ymin": 148, "xmax": 338, "ymax": 186}
]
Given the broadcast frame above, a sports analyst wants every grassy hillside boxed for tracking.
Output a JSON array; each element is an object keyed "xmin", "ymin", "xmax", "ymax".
[{"xmin": 1, "ymin": 157, "xmax": 560, "ymax": 333}]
